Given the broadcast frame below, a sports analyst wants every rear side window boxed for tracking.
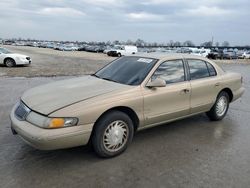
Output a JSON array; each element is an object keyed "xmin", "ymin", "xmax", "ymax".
[
  {"xmin": 187, "ymin": 60, "xmax": 209, "ymax": 80},
  {"xmin": 152, "ymin": 60, "xmax": 185, "ymax": 84},
  {"xmin": 206, "ymin": 62, "xmax": 217, "ymax": 76}
]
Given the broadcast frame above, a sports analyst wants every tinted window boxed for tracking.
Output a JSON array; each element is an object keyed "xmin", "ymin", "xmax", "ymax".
[
  {"xmin": 95, "ymin": 56, "xmax": 157, "ymax": 86},
  {"xmin": 206, "ymin": 62, "xmax": 217, "ymax": 76},
  {"xmin": 152, "ymin": 60, "xmax": 185, "ymax": 84},
  {"xmin": 187, "ymin": 60, "xmax": 209, "ymax": 80}
]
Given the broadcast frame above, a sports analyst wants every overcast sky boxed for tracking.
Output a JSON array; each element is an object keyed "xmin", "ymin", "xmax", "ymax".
[{"xmin": 0, "ymin": 0, "xmax": 249, "ymax": 45}]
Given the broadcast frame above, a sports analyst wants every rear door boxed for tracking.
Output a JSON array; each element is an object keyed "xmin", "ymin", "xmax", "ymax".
[
  {"xmin": 143, "ymin": 59, "xmax": 191, "ymax": 126},
  {"xmin": 186, "ymin": 59, "xmax": 221, "ymax": 113}
]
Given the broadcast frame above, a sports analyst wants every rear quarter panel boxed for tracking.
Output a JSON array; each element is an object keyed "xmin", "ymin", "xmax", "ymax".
[{"xmin": 220, "ymin": 72, "xmax": 244, "ymax": 101}]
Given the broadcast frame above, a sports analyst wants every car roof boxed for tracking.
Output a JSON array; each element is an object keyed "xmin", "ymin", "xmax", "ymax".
[
  {"xmin": 129, "ymin": 52, "xmax": 225, "ymax": 76},
  {"xmin": 131, "ymin": 52, "xmax": 209, "ymax": 61}
]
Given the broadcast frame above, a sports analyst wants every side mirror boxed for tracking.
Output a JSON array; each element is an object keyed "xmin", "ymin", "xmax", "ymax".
[{"xmin": 146, "ymin": 78, "xmax": 166, "ymax": 88}]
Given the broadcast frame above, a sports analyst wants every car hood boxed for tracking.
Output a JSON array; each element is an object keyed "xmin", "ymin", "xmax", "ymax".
[{"xmin": 21, "ymin": 76, "xmax": 129, "ymax": 115}]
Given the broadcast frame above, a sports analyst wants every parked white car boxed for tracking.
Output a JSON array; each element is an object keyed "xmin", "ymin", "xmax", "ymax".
[
  {"xmin": 191, "ymin": 48, "xmax": 210, "ymax": 58},
  {"xmin": 107, "ymin": 45, "xmax": 138, "ymax": 57},
  {"xmin": 0, "ymin": 47, "xmax": 31, "ymax": 67},
  {"xmin": 242, "ymin": 51, "xmax": 250, "ymax": 59}
]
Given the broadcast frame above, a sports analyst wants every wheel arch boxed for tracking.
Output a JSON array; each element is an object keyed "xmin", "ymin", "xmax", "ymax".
[
  {"xmin": 92, "ymin": 106, "xmax": 140, "ymax": 133},
  {"xmin": 4, "ymin": 57, "xmax": 16, "ymax": 65},
  {"xmin": 220, "ymin": 88, "xmax": 233, "ymax": 102}
]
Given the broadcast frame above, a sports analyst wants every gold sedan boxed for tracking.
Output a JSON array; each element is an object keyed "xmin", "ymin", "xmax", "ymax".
[{"xmin": 10, "ymin": 54, "xmax": 245, "ymax": 157}]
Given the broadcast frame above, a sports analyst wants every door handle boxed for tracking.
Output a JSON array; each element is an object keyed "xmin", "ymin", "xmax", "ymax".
[
  {"xmin": 181, "ymin": 89, "xmax": 190, "ymax": 93},
  {"xmin": 215, "ymin": 82, "xmax": 220, "ymax": 87}
]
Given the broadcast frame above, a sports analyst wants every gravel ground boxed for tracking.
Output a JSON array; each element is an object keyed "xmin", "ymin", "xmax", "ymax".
[
  {"xmin": 0, "ymin": 45, "xmax": 249, "ymax": 77},
  {"xmin": 0, "ymin": 45, "xmax": 115, "ymax": 77}
]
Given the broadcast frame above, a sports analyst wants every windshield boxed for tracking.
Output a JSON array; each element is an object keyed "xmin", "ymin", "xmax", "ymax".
[
  {"xmin": 95, "ymin": 56, "xmax": 158, "ymax": 85},
  {"xmin": 0, "ymin": 48, "xmax": 11, "ymax": 54}
]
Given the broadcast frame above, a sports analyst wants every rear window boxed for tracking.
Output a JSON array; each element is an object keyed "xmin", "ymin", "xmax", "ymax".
[
  {"xmin": 206, "ymin": 62, "xmax": 217, "ymax": 76},
  {"xmin": 187, "ymin": 60, "xmax": 210, "ymax": 80}
]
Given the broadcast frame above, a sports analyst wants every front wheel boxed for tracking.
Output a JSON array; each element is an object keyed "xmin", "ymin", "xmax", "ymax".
[
  {"xmin": 5, "ymin": 58, "xmax": 16, "ymax": 67},
  {"xmin": 206, "ymin": 91, "xmax": 229, "ymax": 121},
  {"xmin": 92, "ymin": 111, "xmax": 134, "ymax": 158}
]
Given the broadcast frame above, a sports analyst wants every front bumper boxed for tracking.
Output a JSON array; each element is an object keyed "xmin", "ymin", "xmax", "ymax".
[{"xmin": 10, "ymin": 106, "xmax": 93, "ymax": 150}]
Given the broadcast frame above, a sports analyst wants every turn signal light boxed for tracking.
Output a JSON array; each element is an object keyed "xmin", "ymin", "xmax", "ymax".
[{"xmin": 49, "ymin": 118, "xmax": 65, "ymax": 128}]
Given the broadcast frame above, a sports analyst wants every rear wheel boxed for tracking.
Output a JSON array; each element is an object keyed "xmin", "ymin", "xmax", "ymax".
[
  {"xmin": 206, "ymin": 91, "xmax": 229, "ymax": 121},
  {"xmin": 5, "ymin": 58, "xmax": 16, "ymax": 67},
  {"xmin": 92, "ymin": 111, "xmax": 134, "ymax": 158},
  {"xmin": 117, "ymin": 53, "xmax": 121, "ymax": 57}
]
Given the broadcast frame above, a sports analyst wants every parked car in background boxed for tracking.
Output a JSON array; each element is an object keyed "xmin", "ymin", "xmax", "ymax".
[
  {"xmin": 107, "ymin": 45, "xmax": 138, "ymax": 57},
  {"xmin": 241, "ymin": 51, "xmax": 250, "ymax": 59},
  {"xmin": 85, "ymin": 45, "xmax": 96, "ymax": 52},
  {"xmin": 59, "ymin": 44, "xmax": 78, "ymax": 51},
  {"xmin": 207, "ymin": 49, "xmax": 224, "ymax": 59},
  {"xmin": 223, "ymin": 50, "xmax": 237, "ymax": 59},
  {"xmin": 200, "ymin": 49, "xmax": 211, "ymax": 57},
  {"xmin": 103, "ymin": 46, "xmax": 112, "ymax": 54},
  {"xmin": 191, "ymin": 49, "xmax": 210, "ymax": 57},
  {"xmin": 53, "ymin": 43, "xmax": 62, "ymax": 50},
  {"xmin": 78, "ymin": 45, "xmax": 87, "ymax": 51},
  {"xmin": 236, "ymin": 50, "xmax": 244, "ymax": 59},
  {"xmin": 10, "ymin": 54, "xmax": 244, "ymax": 157},
  {"xmin": 0, "ymin": 47, "xmax": 31, "ymax": 67},
  {"xmin": 176, "ymin": 48, "xmax": 192, "ymax": 54},
  {"xmin": 94, "ymin": 46, "xmax": 106, "ymax": 53}
]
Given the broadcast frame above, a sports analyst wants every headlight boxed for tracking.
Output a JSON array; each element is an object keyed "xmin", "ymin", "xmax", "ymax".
[
  {"xmin": 47, "ymin": 117, "xmax": 78, "ymax": 128},
  {"xmin": 26, "ymin": 111, "xmax": 78, "ymax": 129}
]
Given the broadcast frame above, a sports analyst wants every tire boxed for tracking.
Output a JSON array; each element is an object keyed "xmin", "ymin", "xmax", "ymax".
[
  {"xmin": 92, "ymin": 110, "xmax": 134, "ymax": 158},
  {"xmin": 117, "ymin": 53, "xmax": 121, "ymax": 57},
  {"xmin": 5, "ymin": 58, "xmax": 16, "ymax": 67},
  {"xmin": 206, "ymin": 91, "xmax": 229, "ymax": 121}
]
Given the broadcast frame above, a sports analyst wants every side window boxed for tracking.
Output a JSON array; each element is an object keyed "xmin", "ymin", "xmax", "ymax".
[
  {"xmin": 187, "ymin": 59, "xmax": 209, "ymax": 80},
  {"xmin": 152, "ymin": 60, "xmax": 185, "ymax": 84},
  {"xmin": 206, "ymin": 62, "xmax": 217, "ymax": 76}
]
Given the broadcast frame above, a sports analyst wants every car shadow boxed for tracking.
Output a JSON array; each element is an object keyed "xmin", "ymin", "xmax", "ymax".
[
  {"xmin": 0, "ymin": 64, "xmax": 30, "ymax": 68},
  {"xmin": 14, "ymin": 113, "xmax": 235, "ymax": 163},
  {"xmin": 6, "ymin": 112, "xmax": 238, "ymax": 188}
]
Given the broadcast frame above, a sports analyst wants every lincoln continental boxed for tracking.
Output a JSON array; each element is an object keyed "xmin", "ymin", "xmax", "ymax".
[{"xmin": 10, "ymin": 54, "xmax": 244, "ymax": 157}]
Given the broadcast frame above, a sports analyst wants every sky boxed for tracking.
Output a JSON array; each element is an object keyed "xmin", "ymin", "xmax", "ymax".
[{"xmin": 0, "ymin": 0, "xmax": 249, "ymax": 45}]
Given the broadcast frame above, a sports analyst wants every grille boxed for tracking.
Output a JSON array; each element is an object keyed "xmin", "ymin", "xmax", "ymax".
[{"xmin": 15, "ymin": 102, "xmax": 31, "ymax": 121}]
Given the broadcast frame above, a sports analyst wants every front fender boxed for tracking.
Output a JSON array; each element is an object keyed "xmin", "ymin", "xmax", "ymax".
[{"xmin": 49, "ymin": 87, "xmax": 144, "ymax": 127}]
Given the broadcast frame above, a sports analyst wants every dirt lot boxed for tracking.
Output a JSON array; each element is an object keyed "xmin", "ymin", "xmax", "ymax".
[
  {"xmin": 0, "ymin": 47, "xmax": 250, "ymax": 188},
  {"xmin": 0, "ymin": 45, "xmax": 250, "ymax": 77},
  {"xmin": 0, "ymin": 45, "xmax": 115, "ymax": 77}
]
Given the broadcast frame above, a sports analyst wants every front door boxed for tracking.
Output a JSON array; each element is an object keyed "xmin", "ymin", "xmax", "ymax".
[{"xmin": 143, "ymin": 59, "xmax": 191, "ymax": 126}]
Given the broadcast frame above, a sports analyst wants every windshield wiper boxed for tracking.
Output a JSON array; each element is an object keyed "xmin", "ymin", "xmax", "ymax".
[{"xmin": 101, "ymin": 77, "xmax": 118, "ymax": 83}]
